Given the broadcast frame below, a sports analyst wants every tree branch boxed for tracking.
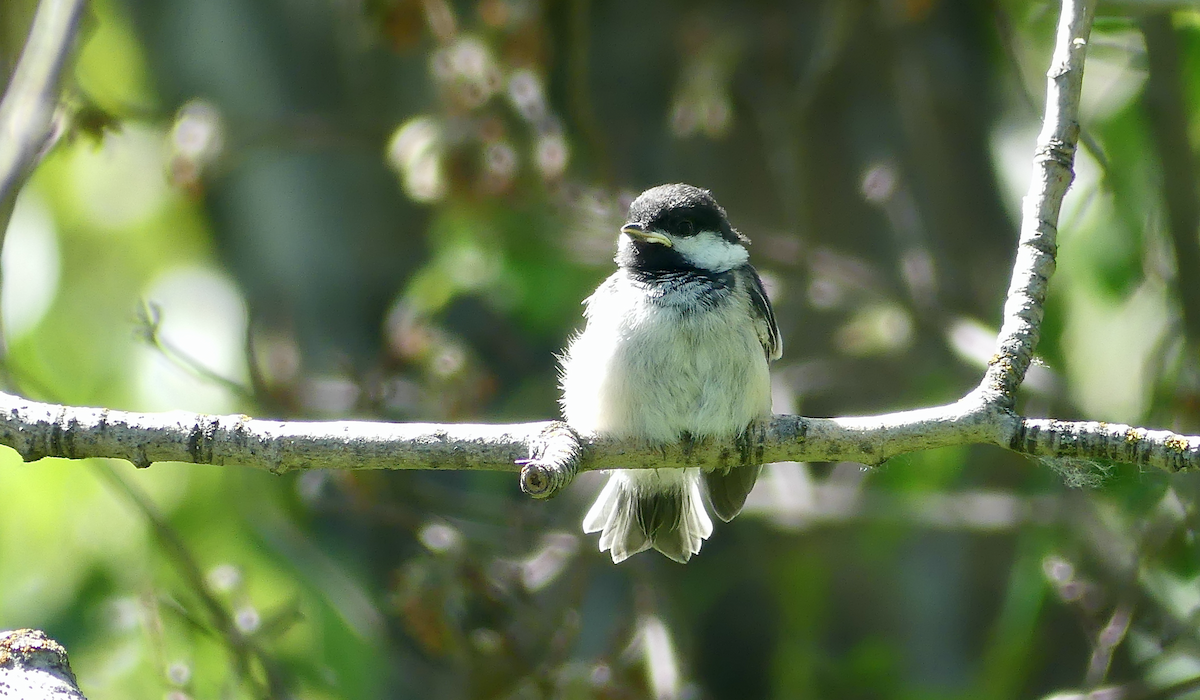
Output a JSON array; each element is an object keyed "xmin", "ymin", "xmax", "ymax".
[
  {"xmin": 3, "ymin": 0, "xmax": 1195, "ymax": 498},
  {"xmin": 0, "ymin": 0, "xmax": 86, "ymax": 362},
  {"xmin": 1012, "ymin": 418, "xmax": 1200, "ymax": 473},
  {"xmin": 0, "ymin": 629, "xmax": 87, "ymax": 700},
  {"xmin": 2, "ymin": 389, "xmax": 1196, "ymax": 500},
  {"xmin": 979, "ymin": 0, "xmax": 1096, "ymax": 407}
]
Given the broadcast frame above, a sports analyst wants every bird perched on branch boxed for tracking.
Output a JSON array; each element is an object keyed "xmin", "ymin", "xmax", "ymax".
[{"xmin": 560, "ymin": 184, "xmax": 782, "ymax": 563}]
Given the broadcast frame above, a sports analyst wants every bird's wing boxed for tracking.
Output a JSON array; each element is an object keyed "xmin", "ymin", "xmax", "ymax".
[{"xmin": 745, "ymin": 265, "xmax": 782, "ymax": 361}]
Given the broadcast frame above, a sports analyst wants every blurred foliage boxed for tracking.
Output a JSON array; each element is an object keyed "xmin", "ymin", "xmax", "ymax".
[{"xmin": 1, "ymin": 0, "xmax": 1200, "ymax": 698}]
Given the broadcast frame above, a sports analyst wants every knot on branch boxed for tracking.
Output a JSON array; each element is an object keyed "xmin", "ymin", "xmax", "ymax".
[
  {"xmin": 1034, "ymin": 136, "xmax": 1078, "ymax": 170},
  {"xmin": 519, "ymin": 421, "xmax": 582, "ymax": 499},
  {"xmin": 1021, "ymin": 231, "xmax": 1058, "ymax": 259}
]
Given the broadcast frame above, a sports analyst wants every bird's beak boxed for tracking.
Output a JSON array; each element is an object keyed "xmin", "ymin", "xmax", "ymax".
[{"xmin": 621, "ymin": 223, "xmax": 673, "ymax": 247}]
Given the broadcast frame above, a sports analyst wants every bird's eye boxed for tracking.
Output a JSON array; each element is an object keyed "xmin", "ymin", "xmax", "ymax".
[{"xmin": 677, "ymin": 219, "xmax": 695, "ymax": 236}]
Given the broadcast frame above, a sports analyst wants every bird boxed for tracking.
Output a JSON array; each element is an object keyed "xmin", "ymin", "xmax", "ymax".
[{"xmin": 559, "ymin": 183, "xmax": 782, "ymax": 563}]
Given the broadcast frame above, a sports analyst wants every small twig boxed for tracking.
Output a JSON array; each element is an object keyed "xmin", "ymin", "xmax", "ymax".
[
  {"xmin": 1085, "ymin": 601, "xmax": 1134, "ymax": 687},
  {"xmin": 94, "ymin": 462, "xmax": 286, "ymax": 699},
  {"xmin": 242, "ymin": 312, "xmax": 276, "ymax": 410},
  {"xmin": 1137, "ymin": 673, "xmax": 1200, "ymax": 700},
  {"xmin": 136, "ymin": 301, "xmax": 257, "ymax": 402}
]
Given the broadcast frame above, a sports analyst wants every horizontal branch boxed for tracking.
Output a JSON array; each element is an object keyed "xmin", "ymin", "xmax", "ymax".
[
  {"xmin": 0, "ymin": 391, "xmax": 552, "ymax": 473},
  {"xmin": 1011, "ymin": 418, "xmax": 1200, "ymax": 472},
  {"xmin": 3, "ymin": 391, "xmax": 1196, "ymax": 498}
]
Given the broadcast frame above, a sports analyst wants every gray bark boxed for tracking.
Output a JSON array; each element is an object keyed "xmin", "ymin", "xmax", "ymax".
[{"xmin": 0, "ymin": 630, "xmax": 87, "ymax": 700}]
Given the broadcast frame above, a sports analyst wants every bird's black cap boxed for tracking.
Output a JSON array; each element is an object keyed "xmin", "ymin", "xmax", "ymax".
[{"xmin": 625, "ymin": 184, "xmax": 748, "ymax": 245}]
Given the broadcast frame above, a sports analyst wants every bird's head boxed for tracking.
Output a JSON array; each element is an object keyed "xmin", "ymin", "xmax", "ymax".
[{"xmin": 616, "ymin": 184, "xmax": 750, "ymax": 274}]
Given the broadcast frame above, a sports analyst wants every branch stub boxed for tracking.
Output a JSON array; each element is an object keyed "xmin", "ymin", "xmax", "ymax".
[{"xmin": 519, "ymin": 421, "xmax": 582, "ymax": 499}]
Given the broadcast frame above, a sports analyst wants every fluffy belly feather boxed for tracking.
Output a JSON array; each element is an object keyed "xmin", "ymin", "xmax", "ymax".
[{"xmin": 560, "ymin": 276, "xmax": 771, "ymax": 443}]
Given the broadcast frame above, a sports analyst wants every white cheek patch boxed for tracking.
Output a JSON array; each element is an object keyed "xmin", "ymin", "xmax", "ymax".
[{"xmin": 672, "ymin": 230, "xmax": 749, "ymax": 272}]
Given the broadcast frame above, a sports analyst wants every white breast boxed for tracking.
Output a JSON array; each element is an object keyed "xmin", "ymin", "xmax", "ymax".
[{"xmin": 559, "ymin": 270, "xmax": 772, "ymax": 442}]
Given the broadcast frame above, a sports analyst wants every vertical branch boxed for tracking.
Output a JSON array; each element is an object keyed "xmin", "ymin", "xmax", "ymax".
[
  {"xmin": 978, "ymin": 0, "xmax": 1097, "ymax": 409},
  {"xmin": 0, "ymin": 0, "xmax": 86, "ymax": 367}
]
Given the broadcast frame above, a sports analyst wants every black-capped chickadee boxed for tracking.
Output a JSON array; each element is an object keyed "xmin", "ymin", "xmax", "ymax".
[{"xmin": 560, "ymin": 184, "xmax": 782, "ymax": 563}]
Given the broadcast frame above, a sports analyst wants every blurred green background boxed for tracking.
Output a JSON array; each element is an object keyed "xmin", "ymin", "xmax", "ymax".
[{"xmin": 2, "ymin": 0, "xmax": 1200, "ymax": 698}]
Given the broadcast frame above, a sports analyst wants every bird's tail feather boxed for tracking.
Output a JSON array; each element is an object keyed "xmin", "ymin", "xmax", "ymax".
[{"xmin": 583, "ymin": 469, "xmax": 713, "ymax": 564}]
